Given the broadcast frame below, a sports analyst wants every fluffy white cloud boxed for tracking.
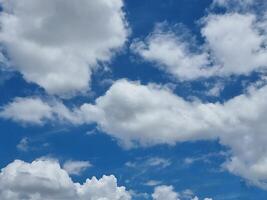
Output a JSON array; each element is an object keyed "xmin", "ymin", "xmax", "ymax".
[
  {"xmin": 63, "ymin": 160, "xmax": 92, "ymax": 176},
  {"xmin": 202, "ymin": 13, "xmax": 267, "ymax": 75},
  {"xmin": 152, "ymin": 185, "xmax": 180, "ymax": 200},
  {"xmin": 0, "ymin": 159, "xmax": 131, "ymax": 200},
  {"xmin": 0, "ymin": 0, "xmax": 128, "ymax": 96},
  {"xmin": 79, "ymin": 80, "xmax": 217, "ymax": 147},
  {"xmin": 0, "ymin": 97, "xmax": 82, "ymax": 125},
  {"xmin": 131, "ymin": 24, "xmax": 213, "ymax": 80},
  {"xmin": 0, "ymin": 98, "xmax": 53, "ymax": 124},
  {"xmin": 132, "ymin": 13, "xmax": 267, "ymax": 80}
]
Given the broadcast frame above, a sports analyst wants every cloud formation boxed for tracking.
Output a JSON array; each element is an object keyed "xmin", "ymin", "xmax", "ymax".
[
  {"xmin": 0, "ymin": 159, "xmax": 131, "ymax": 200},
  {"xmin": 152, "ymin": 185, "xmax": 212, "ymax": 200},
  {"xmin": 3, "ymin": 79, "xmax": 267, "ymax": 189},
  {"xmin": 132, "ymin": 13, "xmax": 267, "ymax": 80},
  {"xmin": 77, "ymin": 80, "xmax": 267, "ymax": 189},
  {"xmin": 81, "ymin": 80, "xmax": 267, "ymax": 189},
  {"xmin": 1, "ymin": 0, "xmax": 267, "ymax": 193},
  {"xmin": 0, "ymin": 0, "xmax": 128, "ymax": 96}
]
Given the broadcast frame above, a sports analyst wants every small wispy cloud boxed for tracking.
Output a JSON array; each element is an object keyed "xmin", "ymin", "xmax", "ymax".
[
  {"xmin": 184, "ymin": 152, "xmax": 227, "ymax": 165},
  {"xmin": 146, "ymin": 157, "xmax": 172, "ymax": 168},
  {"xmin": 63, "ymin": 160, "xmax": 92, "ymax": 176},
  {"xmin": 144, "ymin": 180, "xmax": 162, "ymax": 186},
  {"xmin": 16, "ymin": 137, "xmax": 29, "ymax": 152}
]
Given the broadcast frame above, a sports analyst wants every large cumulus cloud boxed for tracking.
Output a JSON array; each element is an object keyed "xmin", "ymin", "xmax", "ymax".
[
  {"xmin": 0, "ymin": 159, "xmax": 131, "ymax": 200},
  {"xmin": 0, "ymin": 0, "xmax": 128, "ymax": 96}
]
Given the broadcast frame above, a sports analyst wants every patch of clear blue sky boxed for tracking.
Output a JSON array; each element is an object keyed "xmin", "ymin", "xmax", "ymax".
[{"xmin": 0, "ymin": 0, "xmax": 267, "ymax": 199}]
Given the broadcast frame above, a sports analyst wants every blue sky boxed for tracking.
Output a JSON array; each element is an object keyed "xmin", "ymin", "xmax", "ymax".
[{"xmin": 1, "ymin": 0, "xmax": 267, "ymax": 199}]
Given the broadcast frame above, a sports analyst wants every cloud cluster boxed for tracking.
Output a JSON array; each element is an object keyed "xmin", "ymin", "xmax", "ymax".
[
  {"xmin": 81, "ymin": 80, "xmax": 267, "ymax": 189},
  {"xmin": 132, "ymin": 13, "xmax": 267, "ymax": 80},
  {"xmin": 0, "ymin": 159, "xmax": 216, "ymax": 200},
  {"xmin": 0, "ymin": 159, "xmax": 131, "ymax": 200},
  {"xmin": 2, "ymin": 79, "xmax": 267, "ymax": 188},
  {"xmin": 152, "ymin": 185, "xmax": 212, "ymax": 200},
  {"xmin": 131, "ymin": 24, "xmax": 213, "ymax": 80},
  {"xmin": 0, "ymin": 0, "xmax": 128, "ymax": 96},
  {"xmin": 1, "ymin": 0, "xmax": 267, "ymax": 194}
]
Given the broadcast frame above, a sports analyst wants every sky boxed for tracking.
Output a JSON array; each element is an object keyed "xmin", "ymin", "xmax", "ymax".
[{"xmin": 0, "ymin": 0, "xmax": 267, "ymax": 199}]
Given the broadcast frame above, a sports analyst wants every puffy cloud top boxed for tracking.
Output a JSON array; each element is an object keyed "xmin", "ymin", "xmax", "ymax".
[{"xmin": 0, "ymin": 159, "xmax": 131, "ymax": 200}]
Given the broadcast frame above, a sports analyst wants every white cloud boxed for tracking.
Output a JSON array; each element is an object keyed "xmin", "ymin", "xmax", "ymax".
[
  {"xmin": 132, "ymin": 13, "xmax": 267, "ymax": 80},
  {"xmin": 152, "ymin": 185, "xmax": 180, "ymax": 200},
  {"xmin": 63, "ymin": 160, "xmax": 92, "ymax": 176},
  {"xmin": 0, "ymin": 97, "xmax": 53, "ymax": 124},
  {"xmin": 0, "ymin": 0, "xmax": 128, "ymax": 96},
  {"xmin": 202, "ymin": 13, "xmax": 267, "ymax": 76},
  {"xmin": 78, "ymin": 79, "xmax": 267, "ymax": 189},
  {"xmin": 131, "ymin": 24, "xmax": 214, "ymax": 80},
  {"xmin": 152, "ymin": 185, "xmax": 212, "ymax": 200},
  {"xmin": 79, "ymin": 80, "xmax": 217, "ymax": 147},
  {"xmin": 0, "ymin": 159, "xmax": 131, "ymax": 200},
  {"xmin": 0, "ymin": 97, "xmax": 82, "ymax": 125},
  {"xmin": 79, "ymin": 80, "xmax": 219, "ymax": 147}
]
